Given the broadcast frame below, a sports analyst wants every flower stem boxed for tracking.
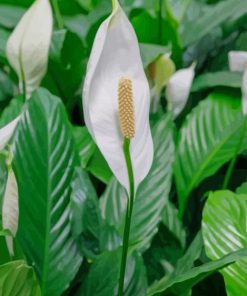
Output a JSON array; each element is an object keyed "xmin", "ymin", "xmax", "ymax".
[
  {"xmin": 51, "ymin": 0, "xmax": 64, "ymax": 30},
  {"xmin": 118, "ymin": 138, "xmax": 135, "ymax": 296},
  {"xmin": 222, "ymin": 116, "xmax": 247, "ymax": 189}
]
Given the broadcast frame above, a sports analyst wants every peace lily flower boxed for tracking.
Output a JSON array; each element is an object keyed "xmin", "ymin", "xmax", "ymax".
[
  {"xmin": 6, "ymin": 0, "xmax": 53, "ymax": 99},
  {"xmin": 166, "ymin": 64, "xmax": 195, "ymax": 118},
  {"xmin": 83, "ymin": 0, "xmax": 153, "ymax": 193},
  {"xmin": 0, "ymin": 117, "xmax": 20, "ymax": 151},
  {"xmin": 148, "ymin": 53, "xmax": 175, "ymax": 113},
  {"xmin": 2, "ymin": 168, "xmax": 19, "ymax": 256},
  {"xmin": 228, "ymin": 51, "xmax": 247, "ymax": 115}
]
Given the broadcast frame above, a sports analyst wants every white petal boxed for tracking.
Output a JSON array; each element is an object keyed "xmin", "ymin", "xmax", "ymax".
[
  {"xmin": 2, "ymin": 169, "xmax": 19, "ymax": 256},
  {"xmin": 242, "ymin": 69, "xmax": 247, "ymax": 115},
  {"xmin": 228, "ymin": 51, "xmax": 247, "ymax": 72},
  {"xmin": 6, "ymin": 0, "xmax": 53, "ymax": 98},
  {"xmin": 0, "ymin": 117, "xmax": 20, "ymax": 151},
  {"xmin": 166, "ymin": 65, "xmax": 195, "ymax": 118},
  {"xmin": 83, "ymin": 0, "xmax": 153, "ymax": 192}
]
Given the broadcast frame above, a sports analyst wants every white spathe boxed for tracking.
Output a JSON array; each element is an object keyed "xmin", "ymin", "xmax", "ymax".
[
  {"xmin": 242, "ymin": 69, "xmax": 247, "ymax": 115},
  {"xmin": 166, "ymin": 64, "xmax": 195, "ymax": 118},
  {"xmin": 6, "ymin": 0, "xmax": 53, "ymax": 98},
  {"xmin": 0, "ymin": 117, "xmax": 20, "ymax": 151},
  {"xmin": 2, "ymin": 169, "xmax": 19, "ymax": 256},
  {"xmin": 83, "ymin": 0, "xmax": 153, "ymax": 192},
  {"xmin": 228, "ymin": 51, "xmax": 247, "ymax": 72},
  {"xmin": 228, "ymin": 51, "xmax": 247, "ymax": 115}
]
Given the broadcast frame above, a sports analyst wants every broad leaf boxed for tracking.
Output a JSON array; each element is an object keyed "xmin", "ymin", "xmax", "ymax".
[
  {"xmin": 71, "ymin": 167, "xmax": 102, "ymax": 259},
  {"xmin": 0, "ymin": 260, "xmax": 40, "ymax": 296},
  {"xmin": 11, "ymin": 88, "xmax": 83, "ymax": 296},
  {"xmin": 181, "ymin": 0, "xmax": 247, "ymax": 46},
  {"xmin": 174, "ymin": 93, "xmax": 247, "ymax": 216},
  {"xmin": 81, "ymin": 249, "xmax": 147, "ymax": 296},
  {"xmin": 0, "ymin": 96, "xmax": 23, "ymax": 127},
  {"xmin": 191, "ymin": 71, "xmax": 242, "ymax": 92},
  {"xmin": 161, "ymin": 201, "xmax": 186, "ymax": 249},
  {"xmin": 202, "ymin": 190, "xmax": 247, "ymax": 295},
  {"xmin": 140, "ymin": 43, "xmax": 170, "ymax": 68},
  {"xmin": 100, "ymin": 114, "xmax": 175, "ymax": 252},
  {"xmin": 147, "ymin": 248, "xmax": 247, "ymax": 296}
]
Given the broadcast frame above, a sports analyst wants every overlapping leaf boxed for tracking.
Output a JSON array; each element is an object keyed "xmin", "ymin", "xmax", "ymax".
[
  {"xmin": 11, "ymin": 88, "xmax": 82, "ymax": 296},
  {"xmin": 174, "ymin": 93, "xmax": 247, "ymax": 216},
  {"xmin": 0, "ymin": 260, "xmax": 40, "ymax": 296},
  {"xmin": 202, "ymin": 190, "xmax": 247, "ymax": 295}
]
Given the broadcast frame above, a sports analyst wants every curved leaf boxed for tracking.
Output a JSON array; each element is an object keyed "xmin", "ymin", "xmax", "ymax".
[
  {"xmin": 11, "ymin": 88, "xmax": 82, "ymax": 296},
  {"xmin": 81, "ymin": 249, "xmax": 147, "ymax": 296},
  {"xmin": 71, "ymin": 167, "xmax": 102, "ymax": 259},
  {"xmin": 0, "ymin": 260, "xmax": 40, "ymax": 296},
  {"xmin": 147, "ymin": 248, "xmax": 247, "ymax": 296},
  {"xmin": 174, "ymin": 93, "xmax": 247, "ymax": 216},
  {"xmin": 202, "ymin": 190, "xmax": 247, "ymax": 296},
  {"xmin": 0, "ymin": 96, "xmax": 23, "ymax": 128},
  {"xmin": 162, "ymin": 202, "xmax": 186, "ymax": 249},
  {"xmin": 100, "ymin": 114, "xmax": 175, "ymax": 252}
]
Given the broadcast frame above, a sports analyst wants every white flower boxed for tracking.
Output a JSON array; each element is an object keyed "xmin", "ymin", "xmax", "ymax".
[
  {"xmin": 0, "ymin": 117, "xmax": 20, "ymax": 151},
  {"xmin": 6, "ymin": 0, "xmax": 53, "ymax": 98},
  {"xmin": 166, "ymin": 64, "xmax": 195, "ymax": 118},
  {"xmin": 228, "ymin": 51, "xmax": 247, "ymax": 115},
  {"xmin": 228, "ymin": 51, "xmax": 247, "ymax": 72},
  {"xmin": 83, "ymin": 0, "xmax": 153, "ymax": 192},
  {"xmin": 2, "ymin": 169, "xmax": 19, "ymax": 256}
]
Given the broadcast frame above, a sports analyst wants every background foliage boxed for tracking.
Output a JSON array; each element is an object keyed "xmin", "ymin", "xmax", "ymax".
[{"xmin": 0, "ymin": 0, "xmax": 247, "ymax": 295}]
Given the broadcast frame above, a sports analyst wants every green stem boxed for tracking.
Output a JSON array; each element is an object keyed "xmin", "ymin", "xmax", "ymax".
[
  {"xmin": 222, "ymin": 116, "xmax": 247, "ymax": 189},
  {"xmin": 158, "ymin": 0, "xmax": 163, "ymax": 44},
  {"xmin": 118, "ymin": 138, "xmax": 135, "ymax": 296},
  {"xmin": 51, "ymin": 0, "xmax": 64, "ymax": 30}
]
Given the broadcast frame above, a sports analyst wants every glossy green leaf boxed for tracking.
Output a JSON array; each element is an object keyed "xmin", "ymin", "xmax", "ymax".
[
  {"xmin": 0, "ymin": 260, "xmax": 40, "ymax": 296},
  {"xmin": 191, "ymin": 71, "xmax": 242, "ymax": 92},
  {"xmin": 161, "ymin": 202, "xmax": 186, "ymax": 249},
  {"xmin": 202, "ymin": 190, "xmax": 247, "ymax": 295},
  {"xmin": 71, "ymin": 167, "xmax": 102, "ymax": 259},
  {"xmin": 236, "ymin": 182, "xmax": 247, "ymax": 194},
  {"xmin": 0, "ymin": 5, "xmax": 25, "ymax": 29},
  {"xmin": 100, "ymin": 114, "xmax": 175, "ymax": 252},
  {"xmin": 0, "ymin": 96, "xmax": 23, "ymax": 127},
  {"xmin": 72, "ymin": 126, "xmax": 96, "ymax": 168},
  {"xmin": 181, "ymin": 0, "xmax": 247, "ymax": 46},
  {"xmin": 0, "ymin": 28, "xmax": 10, "ymax": 63},
  {"xmin": 81, "ymin": 249, "xmax": 147, "ymax": 296},
  {"xmin": 147, "ymin": 248, "xmax": 247, "ymax": 296},
  {"xmin": 174, "ymin": 93, "xmax": 247, "ymax": 216},
  {"xmin": 11, "ymin": 88, "xmax": 83, "ymax": 296}
]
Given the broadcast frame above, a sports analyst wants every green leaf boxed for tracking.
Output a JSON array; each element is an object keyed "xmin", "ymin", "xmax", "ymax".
[
  {"xmin": 202, "ymin": 190, "xmax": 247, "ymax": 295},
  {"xmin": 140, "ymin": 43, "xmax": 170, "ymax": 68},
  {"xmin": 0, "ymin": 96, "xmax": 23, "ymax": 127},
  {"xmin": 0, "ymin": 260, "xmax": 41, "ymax": 296},
  {"xmin": 87, "ymin": 147, "xmax": 113, "ymax": 184},
  {"xmin": 191, "ymin": 71, "xmax": 242, "ymax": 92},
  {"xmin": 71, "ymin": 167, "xmax": 102, "ymax": 259},
  {"xmin": 0, "ymin": 5, "xmax": 25, "ymax": 29},
  {"xmin": 181, "ymin": 0, "xmax": 247, "ymax": 47},
  {"xmin": 11, "ymin": 88, "xmax": 83, "ymax": 296},
  {"xmin": 0, "ymin": 28, "xmax": 10, "ymax": 63},
  {"xmin": 81, "ymin": 249, "xmax": 147, "ymax": 296},
  {"xmin": 161, "ymin": 201, "xmax": 186, "ymax": 249},
  {"xmin": 236, "ymin": 181, "xmax": 247, "ymax": 194},
  {"xmin": 174, "ymin": 93, "xmax": 247, "ymax": 216},
  {"xmin": 147, "ymin": 248, "xmax": 247, "ymax": 296},
  {"xmin": 100, "ymin": 114, "xmax": 175, "ymax": 252},
  {"xmin": 72, "ymin": 126, "xmax": 96, "ymax": 168},
  {"xmin": 0, "ymin": 154, "xmax": 7, "ymax": 220},
  {"xmin": 0, "ymin": 70, "xmax": 14, "ymax": 103}
]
